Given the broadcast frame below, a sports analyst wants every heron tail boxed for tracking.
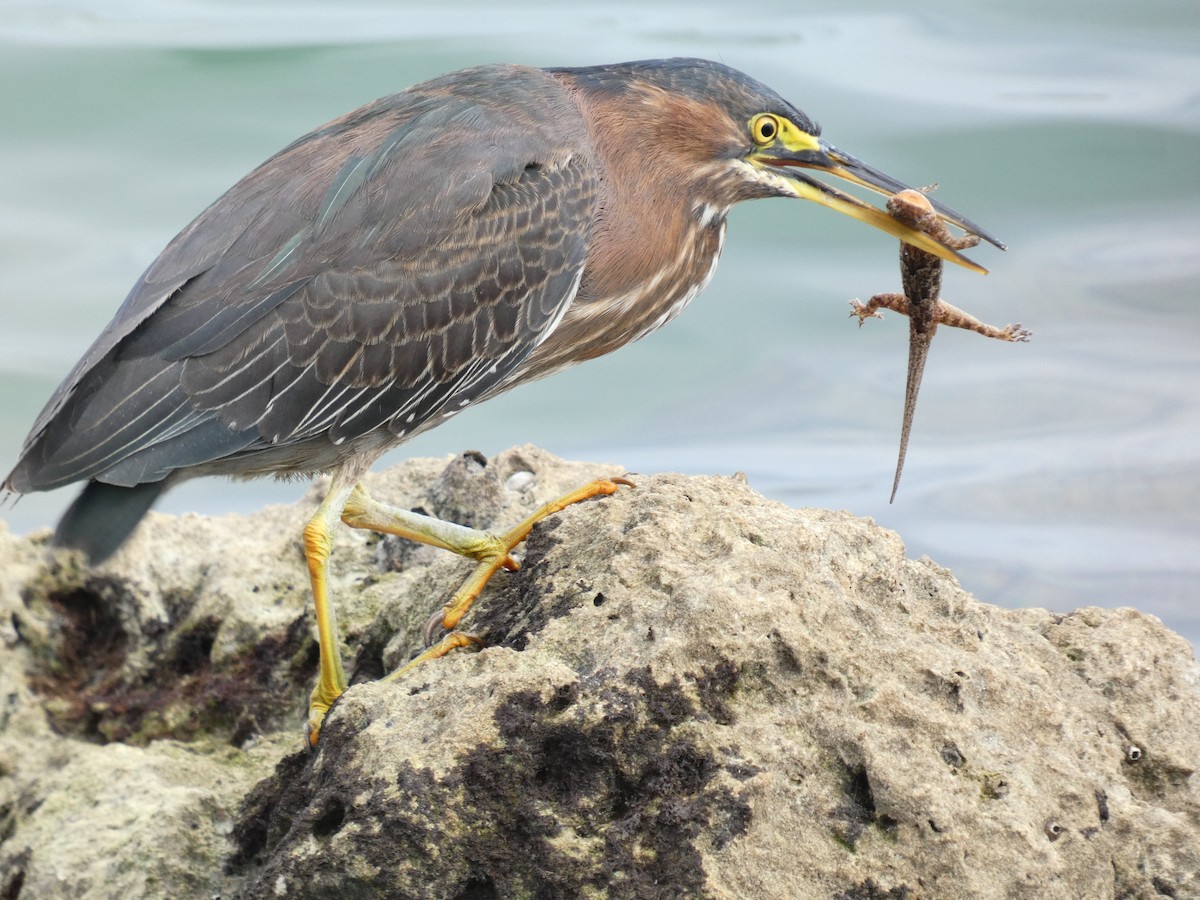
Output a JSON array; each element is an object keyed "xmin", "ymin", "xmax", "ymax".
[{"xmin": 53, "ymin": 480, "xmax": 167, "ymax": 565}]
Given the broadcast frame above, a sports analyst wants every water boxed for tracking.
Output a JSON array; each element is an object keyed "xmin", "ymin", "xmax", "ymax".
[{"xmin": 2, "ymin": 1, "xmax": 1198, "ymax": 647}]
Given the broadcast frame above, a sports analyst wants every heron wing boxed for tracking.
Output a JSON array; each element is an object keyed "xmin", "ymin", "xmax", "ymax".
[{"xmin": 7, "ymin": 65, "xmax": 596, "ymax": 491}]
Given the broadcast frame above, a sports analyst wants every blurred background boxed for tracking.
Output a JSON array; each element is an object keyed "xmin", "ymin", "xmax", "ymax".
[{"xmin": 1, "ymin": 1, "xmax": 1197, "ymax": 647}]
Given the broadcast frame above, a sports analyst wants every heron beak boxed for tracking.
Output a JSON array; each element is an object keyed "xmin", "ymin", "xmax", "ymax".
[{"xmin": 755, "ymin": 140, "xmax": 1005, "ymax": 275}]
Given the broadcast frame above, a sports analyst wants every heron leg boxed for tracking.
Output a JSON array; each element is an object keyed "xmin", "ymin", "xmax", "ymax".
[
  {"xmin": 339, "ymin": 476, "xmax": 631, "ymax": 666},
  {"xmin": 303, "ymin": 477, "xmax": 357, "ymax": 747}
]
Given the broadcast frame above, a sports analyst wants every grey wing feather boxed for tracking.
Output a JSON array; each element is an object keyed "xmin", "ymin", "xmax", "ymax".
[{"xmin": 5, "ymin": 65, "xmax": 596, "ymax": 493}]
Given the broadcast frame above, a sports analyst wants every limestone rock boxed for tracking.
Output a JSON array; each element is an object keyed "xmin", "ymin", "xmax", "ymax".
[{"xmin": 0, "ymin": 446, "xmax": 1196, "ymax": 899}]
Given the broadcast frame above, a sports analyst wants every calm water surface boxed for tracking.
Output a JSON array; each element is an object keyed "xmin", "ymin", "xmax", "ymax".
[{"xmin": 1, "ymin": 1, "xmax": 1198, "ymax": 646}]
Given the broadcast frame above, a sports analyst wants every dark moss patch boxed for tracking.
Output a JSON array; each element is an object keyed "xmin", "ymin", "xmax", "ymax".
[
  {"xmin": 232, "ymin": 665, "xmax": 754, "ymax": 898},
  {"xmin": 691, "ymin": 659, "xmax": 740, "ymax": 725},
  {"xmin": 486, "ymin": 527, "xmax": 591, "ymax": 651},
  {"xmin": 170, "ymin": 619, "xmax": 219, "ymax": 676},
  {"xmin": 832, "ymin": 879, "xmax": 914, "ymax": 900},
  {"xmin": 30, "ymin": 579, "xmax": 128, "ymax": 685},
  {"xmin": 453, "ymin": 877, "xmax": 500, "ymax": 900},
  {"xmin": 707, "ymin": 787, "xmax": 753, "ymax": 850},
  {"xmin": 227, "ymin": 748, "xmax": 312, "ymax": 874},
  {"xmin": 310, "ymin": 798, "xmax": 348, "ymax": 839},
  {"xmin": 28, "ymin": 577, "xmax": 315, "ymax": 745},
  {"xmin": 724, "ymin": 760, "xmax": 762, "ymax": 782}
]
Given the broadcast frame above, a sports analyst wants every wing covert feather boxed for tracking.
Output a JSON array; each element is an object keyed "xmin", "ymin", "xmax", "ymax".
[{"xmin": 6, "ymin": 65, "xmax": 597, "ymax": 491}]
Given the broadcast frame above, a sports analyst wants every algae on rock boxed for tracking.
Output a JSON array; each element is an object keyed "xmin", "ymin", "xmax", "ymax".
[{"xmin": 0, "ymin": 447, "xmax": 1196, "ymax": 899}]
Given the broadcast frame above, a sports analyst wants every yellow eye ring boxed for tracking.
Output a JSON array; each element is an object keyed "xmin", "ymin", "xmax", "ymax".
[{"xmin": 751, "ymin": 114, "xmax": 780, "ymax": 146}]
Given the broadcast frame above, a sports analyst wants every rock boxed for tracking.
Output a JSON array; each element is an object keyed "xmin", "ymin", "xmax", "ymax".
[{"xmin": 0, "ymin": 446, "xmax": 1196, "ymax": 899}]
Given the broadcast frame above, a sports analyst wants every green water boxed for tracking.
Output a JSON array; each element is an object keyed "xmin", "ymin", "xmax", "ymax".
[{"xmin": 2, "ymin": 1, "xmax": 1198, "ymax": 645}]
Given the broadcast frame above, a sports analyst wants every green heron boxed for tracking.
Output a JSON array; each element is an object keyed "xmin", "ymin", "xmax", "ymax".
[{"xmin": 3, "ymin": 58, "xmax": 1001, "ymax": 742}]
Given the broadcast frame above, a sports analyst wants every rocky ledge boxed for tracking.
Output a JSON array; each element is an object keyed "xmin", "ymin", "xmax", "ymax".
[{"xmin": 0, "ymin": 446, "xmax": 1196, "ymax": 899}]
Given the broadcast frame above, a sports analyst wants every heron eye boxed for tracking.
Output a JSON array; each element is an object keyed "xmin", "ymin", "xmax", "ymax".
[{"xmin": 751, "ymin": 115, "xmax": 779, "ymax": 145}]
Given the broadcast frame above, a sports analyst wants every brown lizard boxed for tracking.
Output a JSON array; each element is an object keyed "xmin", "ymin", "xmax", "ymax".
[{"xmin": 850, "ymin": 189, "xmax": 1030, "ymax": 501}]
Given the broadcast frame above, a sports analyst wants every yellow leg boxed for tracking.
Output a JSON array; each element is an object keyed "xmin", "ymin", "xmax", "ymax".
[
  {"xmin": 423, "ymin": 478, "xmax": 633, "ymax": 642},
  {"xmin": 303, "ymin": 479, "xmax": 356, "ymax": 746},
  {"xmin": 341, "ymin": 476, "xmax": 632, "ymax": 662},
  {"xmin": 305, "ymin": 474, "xmax": 631, "ymax": 744}
]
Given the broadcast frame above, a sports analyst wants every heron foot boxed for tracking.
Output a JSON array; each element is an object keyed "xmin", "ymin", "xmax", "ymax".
[
  {"xmin": 305, "ymin": 475, "xmax": 632, "ymax": 742},
  {"xmin": 421, "ymin": 476, "xmax": 635, "ymax": 645},
  {"xmin": 305, "ymin": 630, "xmax": 485, "ymax": 747},
  {"xmin": 383, "ymin": 631, "xmax": 485, "ymax": 683},
  {"xmin": 306, "ymin": 681, "xmax": 344, "ymax": 748}
]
